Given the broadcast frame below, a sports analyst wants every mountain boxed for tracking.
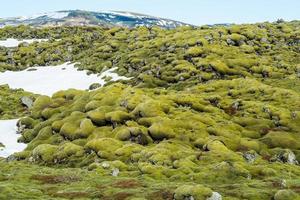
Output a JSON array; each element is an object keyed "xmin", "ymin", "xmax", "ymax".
[{"xmin": 0, "ymin": 10, "xmax": 192, "ymax": 29}]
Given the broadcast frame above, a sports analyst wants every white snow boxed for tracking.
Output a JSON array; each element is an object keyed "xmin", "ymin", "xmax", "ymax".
[
  {"xmin": 0, "ymin": 119, "xmax": 26, "ymax": 158},
  {"xmin": 103, "ymin": 11, "xmax": 145, "ymax": 19},
  {"xmin": 0, "ymin": 63, "xmax": 131, "ymax": 96},
  {"xmin": 17, "ymin": 11, "xmax": 69, "ymax": 21},
  {"xmin": 46, "ymin": 11, "xmax": 69, "ymax": 19},
  {"xmin": 0, "ymin": 38, "xmax": 48, "ymax": 48}
]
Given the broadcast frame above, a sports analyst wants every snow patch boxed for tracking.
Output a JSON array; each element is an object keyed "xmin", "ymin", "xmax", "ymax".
[
  {"xmin": 0, "ymin": 38, "xmax": 48, "ymax": 48},
  {"xmin": 17, "ymin": 11, "xmax": 69, "ymax": 21},
  {"xmin": 0, "ymin": 63, "xmax": 131, "ymax": 96},
  {"xmin": 98, "ymin": 67, "xmax": 131, "ymax": 82},
  {"xmin": 0, "ymin": 119, "xmax": 26, "ymax": 158},
  {"xmin": 46, "ymin": 11, "xmax": 70, "ymax": 19},
  {"xmin": 102, "ymin": 11, "xmax": 146, "ymax": 19}
]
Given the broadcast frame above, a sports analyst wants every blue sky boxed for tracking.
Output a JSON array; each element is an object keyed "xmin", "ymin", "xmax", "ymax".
[{"xmin": 0, "ymin": 0, "xmax": 299, "ymax": 25}]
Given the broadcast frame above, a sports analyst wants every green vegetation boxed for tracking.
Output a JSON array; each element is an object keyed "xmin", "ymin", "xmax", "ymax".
[
  {"xmin": 0, "ymin": 84, "xmax": 36, "ymax": 119},
  {"xmin": 0, "ymin": 20, "xmax": 300, "ymax": 199}
]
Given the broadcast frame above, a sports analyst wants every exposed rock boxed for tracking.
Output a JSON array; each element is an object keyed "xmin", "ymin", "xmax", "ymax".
[
  {"xmin": 112, "ymin": 168, "xmax": 119, "ymax": 177},
  {"xmin": 20, "ymin": 96, "xmax": 34, "ymax": 109},
  {"xmin": 89, "ymin": 83, "xmax": 101, "ymax": 90},
  {"xmin": 280, "ymin": 179, "xmax": 287, "ymax": 188},
  {"xmin": 207, "ymin": 192, "xmax": 222, "ymax": 200},
  {"xmin": 243, "ymin": 151, "xmax": 257, "ymax": 163},
  {"xmin": 101, "ymin": 162, "xmax": 110, "ymax": 169},
  {"xmin": 226, "ymin": 38, "xmax": 236, "ymax": 45},
  {"xmin": 6, "ymin": 154, "xmax": 16, "ymax": 162},
  {"xmin": 16, "ymin": 121, "xmax": 26, "ymax": 135},
  {"xmin": 271, "ymin": 149, "xmax": 299, "ymax": 165}
]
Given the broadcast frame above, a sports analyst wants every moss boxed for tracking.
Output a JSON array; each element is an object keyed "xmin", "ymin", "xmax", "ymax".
[
  {"xmin": 132, "ymin": 100, "xmax": 170, "ymax": 118},
  {"xmin": 274, "ymin": 190, "xmax": 299, "ymax": 200},
  {"xmin": 115, "ymin": 128, "xmax": 131, "ymax": 141},
  {"xmin": 84, "ymin": 100, "xmax": 103, "ymax": 112},
  {"xmin": 87, "ymin": 110, "xmax": 106, "ymax": 126},
  {"xmin": 21, "ymin": 130, "xmax": 36, "ymax": 143},
  {"xmin": 203, "ymin": 140, "xmax": 230, "ymax": 152},
  {"xmin": 2, "ymin": 22, "xmax": 300, "ymax": 199},
  {"xmin": 32, "ymin": 96, "xmax": 52, "ymax": 110},
  {"xmin": 55, "ymin": 142, "xmax": 85, "ymax": 160},
  {"xmin": 105, "ymin": 111, "xmax": 132, "ymax": 124},
  {"xmin": 260, "ymin": 131, "xmax": 300, "ymax": 149},
  {"xmin": 186, "ymin": 47, "xmax": 204, "ymax": 57},
  {"xmin": 74, "ymin": 118, "xmax": 95, "ymax": 138},
  {"xmin": 148, "ymin": 122, "xmax": 175, "ymax": 140},
  {"xmin": 0, "ymin": 85, "xmax": 36, "ymax": 119},
  {"xmin": 35, "ymin": 126, "xmax": 53, "ymax": 140},
  {"xmin": 18, "ymin": 117, "xmax": 37, "ymax": 129},
  {"xmin": 51, "ymin": 120, "xmax": 64, "ymax": 132},
  {"xmin": 41, "ymin": 108, "xmax": 60, "ymax": 119},
  {"xmin": 32, "ymin": 144, "xmax": 58, "ymax": 163},
  {"xmin": 59, "ymin": 122, "xmax": 78, "ymax": 140},
  {"xmin": 174, "ymin": 184, "xmax": 213, "ymax": 200},
  {"xmin": 85, "ymin": 138, "xmax": 123, "ymax": 158}
]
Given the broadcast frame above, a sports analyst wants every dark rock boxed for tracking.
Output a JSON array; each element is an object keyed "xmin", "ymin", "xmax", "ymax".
[
  {"xmin": 89, "ymin": 83, "xmax": 101, "ymax": 90},
  {"xmin": 271, "ymin": 149, "xmax": 299, "ymax": 164}
]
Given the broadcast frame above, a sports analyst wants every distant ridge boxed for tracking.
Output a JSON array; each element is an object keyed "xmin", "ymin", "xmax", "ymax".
[{"xmin": 0, "ymin": 10, "xmax": 193, "ymax": 29}]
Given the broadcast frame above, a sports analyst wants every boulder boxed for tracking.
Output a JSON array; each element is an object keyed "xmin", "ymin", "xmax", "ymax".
[{"xmin": 20, "ymin": 96, "xmax": 34, "ymax": 109}]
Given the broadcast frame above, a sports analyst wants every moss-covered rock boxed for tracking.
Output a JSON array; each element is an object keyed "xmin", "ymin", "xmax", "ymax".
[
  {"xmin": 87, "ymin": 110, "xmax": 106, "ymax": 126},
  {"xmin": 148, "ymin": 122, "xmax": 175, "ymax": 140},
  {"xmin": 85, "ymin": 138, "xmax": 123, "ymax": 159},
  {"xmin": 32, "ymin": 144, "xmax": 58, "ymax": 163},
  {"xmin": 274, "ymin": 190, "xmax": 299, "ymax": 200},
  {"xmin": 174, "ymin": 184, "xmax": 213, "ymax": 200}
]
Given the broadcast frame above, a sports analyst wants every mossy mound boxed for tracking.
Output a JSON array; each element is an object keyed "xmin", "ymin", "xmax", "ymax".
[
  {"xmin": 0, "ymin": 85, "xmax": 37, "ymax": 119},
  {"xmin": 7, "ymin": 80, "xmax": 299, "ymax": 198}
]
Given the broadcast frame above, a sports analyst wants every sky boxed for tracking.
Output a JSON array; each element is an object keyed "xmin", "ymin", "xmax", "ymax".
[{"xmin": 0, "ymin": 0, "xmax": 299, "ymax": 25}]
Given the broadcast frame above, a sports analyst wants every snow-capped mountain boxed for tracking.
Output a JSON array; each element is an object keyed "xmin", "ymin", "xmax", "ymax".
[{"xmin": 0, "ymin": 10, "xmax": 192, "ymax": 29}]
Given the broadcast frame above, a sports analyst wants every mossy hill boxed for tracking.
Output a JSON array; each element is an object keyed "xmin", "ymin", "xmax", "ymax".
[{"xmin": 0, "ymin": 20, "xmax": 300, "ymax": 199}]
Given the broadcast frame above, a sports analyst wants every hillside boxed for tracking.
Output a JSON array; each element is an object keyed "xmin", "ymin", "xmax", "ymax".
[
  {"xmin": 0, "ymin": 10, "xmax": 190, "ymax": 29},
  {"xmin": 0, "ymin": 20, "xmax": 300, "ymax": 199}
]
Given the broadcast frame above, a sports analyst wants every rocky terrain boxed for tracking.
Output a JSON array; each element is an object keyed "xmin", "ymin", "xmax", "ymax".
[{"xmin": 0, "ymin": 17, "xmax": 299, "ymax": 199}]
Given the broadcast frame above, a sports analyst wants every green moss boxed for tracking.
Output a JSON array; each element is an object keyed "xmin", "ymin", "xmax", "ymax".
[
  {"xmin": 85, "ymin": 138, "xmax": 123, "ymax": 159},
  {"xmin": 87, "ymin": 110, "xmax": 106, "ymax": 126},
  {"xmin": 32, "ymin": 96, "xmax": 52, "ymax": 110},
  {"xmin": 51, "ymin": 120, "xmax": 64, "ymax": 132},
  {"xmin": 35, "ymin": 126, "xmax": 53, "ymax": 140},
  {"xmin": 261, "ymin": 131, "xmax": 300, "ymax": 149},
  {"xmin": 0, "ymin": 85, "xmax": 36, "ymax": 119},
  {"xmin": 115, "ymin": 128, "xmax": 131, "ymax": 141},
  {"xmin": 55, "ymin": 142, "xmax": 85, "ymax": 160},
  {"xmin": 274, "ymin": 190, "xmax": 299, "ymax": 200},
  {"xmin": 105, "ymin": 111, "xmax": 132, "ymax": 124},
  {"xmin": 74, "ymin": 118, "xmax": 95, "ymax": 138},
  {"xmin": 148, "ymin": 122, "xmax": 175, "ymax": 140},
  {"xmin": 18, "ymin": 117, "xmax": 38, "ymax": 129},
  {"xmin": 32, "ymin": 144, "xmax": 58, "ymax": 163},
  {"xmin": 1, "ymin": 22, "xmax": 300, "ymax": 199},
  {"xmin": 186, "ymin": 47, "xmax": 204, "ymax": 57},
  {"xmin": 174, "ymin": 184, "xmax": 212, "ymax": 200}
]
